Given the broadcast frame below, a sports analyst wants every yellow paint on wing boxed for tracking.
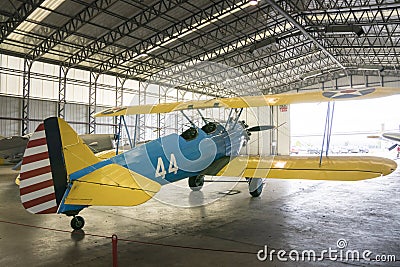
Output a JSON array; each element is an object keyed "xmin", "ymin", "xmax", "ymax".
[
  {"xmin": 65, "ymin": 164, "xmax": 161, "ymax": 206},
  {"xmin": 216, "ymin": 155, "xmax": 397, "ymax": 181},
  {"xmin": 94, "ymin": 87, "xmax": 400, "ymax": 117}
]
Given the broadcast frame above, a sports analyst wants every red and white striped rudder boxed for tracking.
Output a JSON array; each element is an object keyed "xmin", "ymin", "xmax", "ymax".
[{"xmin": 19, "ymin": 123, "xmax": 61, "ymax": 214}]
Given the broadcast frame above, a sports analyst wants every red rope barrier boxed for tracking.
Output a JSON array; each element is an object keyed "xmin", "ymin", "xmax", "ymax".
[{"xmin": 0, "ymin": 219, "xmax": 255, "ymax": 255}]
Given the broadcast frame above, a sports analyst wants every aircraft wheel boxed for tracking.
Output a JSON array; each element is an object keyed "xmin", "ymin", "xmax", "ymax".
[
  {"xmin": 70, "ymin": 216, "xmax": 85, "ymax": 230},
  {"xmin": 188, "ymin": 175, "xmax": 204, "ymax": 191},
  {"xmin": 248, "ymin": 178, "xmax": 264, "ymax": 197}
]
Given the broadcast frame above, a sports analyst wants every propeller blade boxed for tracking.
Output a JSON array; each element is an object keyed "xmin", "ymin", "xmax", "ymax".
[
  {"xmin": 247, "ymin": 125, "xmax": 275, "ymax": 132},
  {"xmin": 388, "ymin": 144, "xmax": 398, "ymax": 151}
]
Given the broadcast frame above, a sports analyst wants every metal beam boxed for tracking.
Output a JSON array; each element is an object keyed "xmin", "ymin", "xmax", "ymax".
[
  {"xmin": 95, "ymin": 0, "xmax": 239, "ymax": 74},
  {"xmin": 138, "ymin": 81, "xmax": 147, "ymax": 142},
  {"xmin": 114, "ymin": 76, "xmax": 125, "ymax": 134},
  {"xmin": 0, "ymin": 0, "xmax": 45, "ymax": 43},
  {"xmin": 29, "ymin": 0, "xmax": 115, "ymax": 60},
  {"xmin": 264, "ymin": 0, "xmax": 346, "ymax": 70},
  {"xmin": 22, "ymin": 58, "xmax": 33, "ymax": 135},
  {"xmin": 66, "ymin": 0, "xmax": 186, "ymax": 67},
  {"xmin": 89, "ymin": 72, "xmax": 100, "ymax": 134},
  {"xmin": 58, "ymin": 65, "xmax": 69, "ymax": 118}
]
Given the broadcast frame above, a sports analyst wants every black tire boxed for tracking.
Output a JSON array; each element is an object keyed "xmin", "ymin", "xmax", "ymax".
[
  {"xmin": 71, "ymin": 216, "xmax": 85, "ymax": 230},
  {"xmin": 250, "ymin": 185, "xmax": 263, "ymax": 197},
  {"xmin": 188, "ymin": 175, "xmax": 205, "ymax": 191}
]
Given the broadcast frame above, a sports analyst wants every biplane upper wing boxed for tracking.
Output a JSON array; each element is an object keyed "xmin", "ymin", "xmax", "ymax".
[
  {"xmin": 203, "ymin": 155, "xmax": 397, "ymax": 181},
  {"xmin": 95, "ymin": 87, "xmax": 400, "ymax": 117}
]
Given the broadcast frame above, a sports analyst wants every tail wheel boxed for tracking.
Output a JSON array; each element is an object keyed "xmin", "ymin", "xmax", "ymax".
[
  {"xmin": 71, "ymin": 216, "xmax": 85, "ymax": 230},
  {"xmin": 188, "ymin": 175, "xmax": 205, "ymax": 191},
  {"xmin": 247, "ymin": 178, "xmax": 264, "ymax": 197},
  {"xmin": 249, "ymin": 184, "xmax": 263, "ymax": 197}
]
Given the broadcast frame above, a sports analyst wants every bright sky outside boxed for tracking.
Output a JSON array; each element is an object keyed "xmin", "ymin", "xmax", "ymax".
[{"xmin": 290, "ymin": 95, "xmax": 400, "ymax": 149}]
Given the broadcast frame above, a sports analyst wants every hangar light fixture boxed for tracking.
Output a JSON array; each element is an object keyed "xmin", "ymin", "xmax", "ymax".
[
  {"xmin": 249, "ymin": 0, "xmax": 259, "ymax": 5},
  {"xmin": 325, "ymin": 25, "xmax": 365, "ymax": 36},
  {"xmin": 249, "ymin": 36, "xmax": 279, "ymax": 54},
  {"xmin": 358, "ymin": 65, "xmax": 384, "ymax": 72}
]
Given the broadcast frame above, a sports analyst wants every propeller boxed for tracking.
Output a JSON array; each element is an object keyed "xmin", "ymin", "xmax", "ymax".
[
  {"xmin": 246, "ymin": 122, "xmax": 287, "ymax": 132},
  {"xmin": 388, "ymin": 144, "xmax": 398, "ymax": 151},
  {"xmin": 247, "ymin": 125, "xmax": 275, "ymax": 132}
]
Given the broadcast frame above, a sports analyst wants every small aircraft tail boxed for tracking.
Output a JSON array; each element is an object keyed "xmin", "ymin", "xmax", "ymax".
[
  {"xmin": 20, "ymin": 117, "xmax": 161, "ymax": 214},
  {"xmin": 19, "ymin": 117, "xmax": 100, "ymax": 214}
]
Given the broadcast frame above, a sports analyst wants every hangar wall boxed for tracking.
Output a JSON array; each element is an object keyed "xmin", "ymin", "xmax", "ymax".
[
  {"xmin": 0, "ymin": 55, "xmax": 225, "ymax": 148},
  {"xmin": 0, "ymin": 55, "xmax": 195, "ymax": 139},
  {"xmin": 242, "ymin": 105, "xmax": 291, "ymax": 156},
  {"xmin": 1, "ymin": 53, "xmax": 399, "ymax": 157}
]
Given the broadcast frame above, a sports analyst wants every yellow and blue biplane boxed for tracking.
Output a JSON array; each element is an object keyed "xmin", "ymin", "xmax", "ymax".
[{"xmin": 18, "ymin": 87, "xmax": 399, "ymax": 230}]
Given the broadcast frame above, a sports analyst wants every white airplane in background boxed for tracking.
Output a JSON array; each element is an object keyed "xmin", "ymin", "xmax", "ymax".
[{"xmin": 368, "ymin": 132, "xmax": 400, "ymax": 156}]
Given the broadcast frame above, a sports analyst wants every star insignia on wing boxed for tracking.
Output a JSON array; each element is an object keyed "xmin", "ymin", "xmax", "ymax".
[
  {"xmin": 322, "ymin": 88, "xmax": 375, "ymax": 99},
  {"xmin": 102, "ymin": 107, "xmax": 127, "ymax": 115}
]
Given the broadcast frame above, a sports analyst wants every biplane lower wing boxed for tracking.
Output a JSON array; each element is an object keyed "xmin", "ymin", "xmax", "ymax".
[{"xmin": 208, "ymin": 155, "xmax": 397, "ymax": 181}]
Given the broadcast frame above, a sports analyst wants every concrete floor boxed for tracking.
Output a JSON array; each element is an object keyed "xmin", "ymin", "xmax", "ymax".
[{"xmin": 0, "ymin": 163, "xmax": 399, "ymax": 267}]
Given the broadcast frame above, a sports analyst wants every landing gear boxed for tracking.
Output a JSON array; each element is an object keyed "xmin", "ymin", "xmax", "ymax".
[
  {"xmin": 188, "ymin": 175, "xmax": 205, "ymax": 191},
  {"xmin": 247, "ymin": 178, "xmax": 264, "ymax": 197},
  {"xmin": 70, "ymin": 215, "xmax": 85, "ymax": 230}
]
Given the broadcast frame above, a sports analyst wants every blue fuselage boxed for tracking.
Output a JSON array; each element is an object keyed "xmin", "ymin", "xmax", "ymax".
[
  {"xmin": 110, "ymin": 122, "xmax": 248, "ymax": 185},
  {"xmin": 59, "ymin": 122, "xmax": 248, "ymax": 213}
]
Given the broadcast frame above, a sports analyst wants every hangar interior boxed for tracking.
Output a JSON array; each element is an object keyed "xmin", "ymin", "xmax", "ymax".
[{"xmin": 0, "ymin": 0, "xmax": 399, "ymax": 266}]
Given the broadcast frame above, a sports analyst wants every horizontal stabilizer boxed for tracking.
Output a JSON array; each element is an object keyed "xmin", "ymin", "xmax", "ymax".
[
  {"xmin": 65, "ymin": 164, "xmax": 161, "ymax": 206},
  {"xmin": 213, "ymin": 155, "xmax": 397, "ymax": 181}
]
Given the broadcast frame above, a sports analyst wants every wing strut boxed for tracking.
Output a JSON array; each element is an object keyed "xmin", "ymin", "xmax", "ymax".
[
  {"xmin": 197, "ymin": 109, "xmax": 208, "ymax": 124},
  {"xmin": 180, "ymin": 110, "xmax": 197, "ymax": 128},
  {"xmin": 231, "ymin": 108, "xmax": 244, "ymax": 129},
  {"xmin": 122, "ymin": 115, "xmax": 133, "ymax": 148},
  {"xmin": 116, "ymin": 115, "xmax": 122, "ymax": 155},
  {"xmin": 319, "ymin": 102, "xmax": 335, "ymax": 166},
  {"xmin": 115, "ymin": 115, "xmax": 134, "ymax": 155}
]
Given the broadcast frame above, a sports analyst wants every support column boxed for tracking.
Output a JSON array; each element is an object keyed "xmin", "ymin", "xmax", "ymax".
[
  {"xmin": 89, "ymin": 72, "xmax": 100, "ymax": 134},
  {"xmin": 58, "ymin": 65, "xmax": 69, "ymax": 118},
  {"xmin": 22, "ymin": 58, "xmax": 33, "ymax": 135},
  {"xmin": 270, "ymin": 107, "xmax": 276, "ymax": 155},
  {"xmin": 115, "ymin": 76, "xmax": 125, "ymax": 134},
  {"xmin": 158, "ymin": 85, "xmax": 170, "ymax": 138},
  {"xmin": 176, "ymin": 91, "xmax": 186, "ymax": 133},
  {"xmin": 138, "ymin": 81, "xmax": 148, "ymax": 142}
]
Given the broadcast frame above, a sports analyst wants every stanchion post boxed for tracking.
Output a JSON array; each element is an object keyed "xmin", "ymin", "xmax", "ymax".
[{"xmin": 112, "ymin": 234, "xmax": 118, "ymax": 267}]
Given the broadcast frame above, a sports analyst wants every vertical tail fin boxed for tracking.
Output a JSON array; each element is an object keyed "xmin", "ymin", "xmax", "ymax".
[{"xmin": 19, "ymin": 117, "xmax": 99, "ymax": 214}]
